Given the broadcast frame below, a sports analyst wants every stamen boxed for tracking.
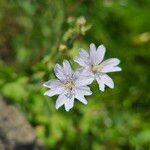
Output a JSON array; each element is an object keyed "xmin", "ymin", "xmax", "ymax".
[
  {"xmin": 64, "ymin": 79, "xmax": 75, "ymax": 90},
  {"xmin": 91, "ymin": 64, "xmax": 103, "ymax": 74}
]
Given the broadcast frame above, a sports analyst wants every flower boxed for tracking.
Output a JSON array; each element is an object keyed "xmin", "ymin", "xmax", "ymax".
[
  {"xmin": 74, "ymin": 43, "xmax": 122, "ymax": 91},
  {"xmin": 43, "ymin": 60, "xmax": 93, "ymax": 111}
]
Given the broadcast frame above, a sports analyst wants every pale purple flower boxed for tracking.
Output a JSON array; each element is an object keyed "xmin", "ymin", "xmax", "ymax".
[
  {"xmin": 43, "ymin": 60, "xmax": 92, "ymax": 111},
  {"xmin": 74, "ymin": 43, "xmax": 122, "ymax": 91}
]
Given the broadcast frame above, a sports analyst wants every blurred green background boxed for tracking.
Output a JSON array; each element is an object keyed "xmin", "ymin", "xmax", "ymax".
[{"xmin": 0, "ymin": 0, "xmax": 150, "ymax": 149}]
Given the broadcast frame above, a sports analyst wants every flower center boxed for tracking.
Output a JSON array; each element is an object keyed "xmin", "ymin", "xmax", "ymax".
[
  {"xmin": 64, "ymin": 79, "xmax": 75, "ymax": 90},
  {"xmin": 91, "ymin": 64, "xmax": 103, "ymax": 74}
]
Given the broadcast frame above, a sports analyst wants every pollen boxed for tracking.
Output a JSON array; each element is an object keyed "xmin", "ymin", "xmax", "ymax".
[
  {"xmin": 91, "ymin": 64, "xmax": 103, "ymax": 74},
  {"xmin": 64, "ymin": 79, "xmax": 75, "ymax": 90}
]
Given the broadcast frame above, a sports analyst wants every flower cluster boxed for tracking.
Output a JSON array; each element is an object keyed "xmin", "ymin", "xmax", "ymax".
[{"xmin": 43, "ymin": 43, "xmax": 121, "ymax": 111}]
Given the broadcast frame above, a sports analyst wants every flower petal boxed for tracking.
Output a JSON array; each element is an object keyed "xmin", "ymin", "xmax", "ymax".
[
  {"xmin": 44, "ymin": 87, "xmax": 64, "ymax": 97},
  {"xmin": 64, "ymin": 96, "xmax": 74, "ymax": 111},
  {"xmin": 77, "ymin": 86, "xmax": 92, "ymax": 96},
  {"xmin": 74, "ymin": 56, "xmax": 87, "ymax": 67},
  {"xmin": 95, "ymin": 75, "xmax": 105, "ymax": 91},
  {"xmin": 43, "ymin": 80, "xmax": 62, "ymax": 88},
  {"xmin": 74, "ymin": 49, "xmax": 90, "ymax": 67},
  {"xmin": 101, "ymin": 66, "xmax": 122, "ymax": 73},
  {"xmin": 101, "ymin": 58, "xmax": 120, "ymax": 67},
  {"xmin": 96, "ymin": 45, "xmax": 106, "ymax": 64},
  {"xmin": 75, "ymin": 89, "xmax": 88, "ymax": 104},
  {"xmin": 63, "ymin": 60, "xmax": 73, "ymax": 76},
  {"xmin": 56, "ymin": 94, "xmax": 67, "ymax": 109},
  {"xmin": 101, "ymin": 74, "xmax": 114, "ymax": 88},
  {"xmin": 75, "ymin": 75, "xmax": 94, "ymax": 87},
  {"xmin": 73, "ymin": 67, "xmax": 92, "ymax": 80},
  {"xmin": 90, "ymin": 43, "xmax": 97, "ymax": 63},
  {"xmin": 79, "ymin": 49, "xmax": 89, "ymax": 59},
  {"xmin": 54, "ymin": 64, "xmax": 66, "ymax": 81}
]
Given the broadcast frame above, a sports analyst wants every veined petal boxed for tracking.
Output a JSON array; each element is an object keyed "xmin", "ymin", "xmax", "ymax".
[
  {"xmin": 77, "ymin": 86, "xmax": 92, "ymax": 96},
  {"xmin": 96, "ymin": 45, "xmax": 106, "ymax": 64},
  {"xmin": 79, "ymin": 49, "xmax": 89, "ymax": 59},
  {"xmin": 73, "ymin": 67, "xmax": 92, "ymax": 80},
  {"xmin": 75, "ymin": 76, "xmax": 94, "ymax": 87},
  {"xmin": 63, "ymin": 60, "xmax": 73, "ymax": 76},
  {"xmin": 64, "ymin": 96, "xmax": 74, "ymax": 111},
  {"xmin": 54, "ymin": 64, "xmax": 66, "ymax": 81},
  {"xmin": 74, "ymin": 56, "xmax": 88, "ymax": 67},
  {"xmin": 75, "ymin": 89, "xmax": 88, "ymax": 104},
  {"xmin": 101, "ymin": 66, "xmax": 122, "ymax": 73},
  {"xmin": 44, "ymin": 87, "xmax": 64, "ymax": 97},
  {"xmin": 101, "ymin": 74, "xmax": 114, "ymax": 88},
  {"xmin": 90, "ymin": 43, "xmax": 97, "ymax": 63},
  {"xmin": 90, "ymin": 43, "xmax": 96, "ymax": 52},
  {"xmin": 74, "ymin": 49, "xmax": 90, "ymax": 67},
  {"xmin": 101, "ymin": 58, "xmax": 120, "ymax": 67},
  {"xmin": 56, "ymin": 94, "xmax": 67, "ymax": 109},
  {"xmin": 95, "ymin": 75, "xmax": 105, "ymax": 91},
  {"xmin": 65, "ymin": 90, "xmax": 74, "ymax": 99},
  {"xmin": 43, "ymin": 80, "xmax": 62, "ymax": 88}
]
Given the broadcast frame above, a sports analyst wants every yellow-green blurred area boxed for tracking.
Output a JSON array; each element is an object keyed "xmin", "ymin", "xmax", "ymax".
[{"xmin": 0, "ymin": 0, "xmax": 150, "ymax": 149}]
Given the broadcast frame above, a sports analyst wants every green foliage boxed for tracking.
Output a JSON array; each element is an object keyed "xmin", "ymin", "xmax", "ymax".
[{"xmin": 0, "ymin": 0, "xmax": 150, "ymax": 150}]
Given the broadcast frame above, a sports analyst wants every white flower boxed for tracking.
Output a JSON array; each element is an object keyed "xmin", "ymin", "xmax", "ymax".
[
  {"xmin": 74, "ymin": 43, "xmax": 122, "ymax": 91},
  {"xmin": 43, "ymin": 60, "xmax": 93, "ymax": 111}
]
